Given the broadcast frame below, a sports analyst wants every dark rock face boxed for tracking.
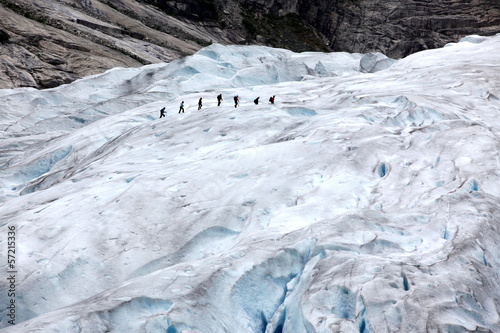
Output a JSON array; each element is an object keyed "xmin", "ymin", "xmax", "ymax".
[
  {"xmin": 141, "ymin": 0, "xmax": 219, "ymax": 21},
  {"xmin": 297, "ymin": 0, "xmax": 500, "ymax": 58},
  {"xmin": 232, "ymin": 0, "xmax": 499, "ymax": 57},
  {"xmin": 0, "ymin": 0, "xmax": 498, "ymax": 89},
  {"xmin": 0, "ymin": 28, "xmax": 10, "ymax": 42}
]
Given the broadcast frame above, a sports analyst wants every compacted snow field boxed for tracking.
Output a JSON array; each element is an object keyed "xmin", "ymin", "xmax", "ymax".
[{"xmin": 1, "ymin": 36, "xmax": 500, "ymax": 332}]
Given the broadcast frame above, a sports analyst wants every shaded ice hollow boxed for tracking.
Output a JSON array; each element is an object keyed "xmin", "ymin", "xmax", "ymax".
[{"xmin": 1, "ymin": 36, "xmax": 500, "ymax": 332}]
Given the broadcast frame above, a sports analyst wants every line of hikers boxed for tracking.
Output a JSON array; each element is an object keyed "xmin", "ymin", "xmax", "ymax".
[{"xmin": 159, "ymin": 94, "xmax": 276, "ymax": 118}]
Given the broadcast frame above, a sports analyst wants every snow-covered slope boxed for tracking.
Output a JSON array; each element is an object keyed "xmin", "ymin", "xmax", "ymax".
[{"xmin": 1, "ymin": 36, "xmax": 500, "ymax": 332}]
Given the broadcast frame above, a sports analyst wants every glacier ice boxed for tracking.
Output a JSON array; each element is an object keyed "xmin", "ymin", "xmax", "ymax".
[{"xmin": 1, "ymin": 38, "xmax": 500, "ymax": 332}]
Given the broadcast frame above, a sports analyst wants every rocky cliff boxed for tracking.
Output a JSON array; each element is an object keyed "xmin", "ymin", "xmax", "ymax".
[
  {"xmin": 0, "ymin": 0, "xmax": 498, "ymax": 89},
  {"xmin": 232, "ymin": 0, "xmax": 500, "ymax": 57},
  {"xmin": 0, "ymin": 0, "xmax": 211, "ymax": 89},
  {"xmin": 298, "ymin": 0, "xmax": 500, "ymax": 57}
]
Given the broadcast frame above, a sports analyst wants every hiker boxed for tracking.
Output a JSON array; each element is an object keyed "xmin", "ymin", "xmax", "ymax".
[
  {"xmin": 179, "ymin": 101, "xmax": 185, "ymax": 113},
  {"xmin": 269, "ymin": 95, "xmax": 275, "ymax": 104},
  {"xmin": 234, "ymin": 95, "xmax": 239, "ymax": 108},
  {"xmin": 159, "ymin": 107, "xmax": 166, "ymax": 118},
  {"xmin": 198, "ymin": 97, "xmax": 203, "ymax": 110},
  {"xmin": 217, "ymin": 94, "xmax": 223, "ymax": 106},
  {"xmin": 254, "ymin": 97, "xmax": 259, "ymax": 105}
]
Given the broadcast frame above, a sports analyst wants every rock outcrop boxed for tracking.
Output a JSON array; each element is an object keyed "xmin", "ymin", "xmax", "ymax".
[
  {"xmin": 0, "ymin": 0, "xmax": 206, "ymax": 89},
  {"xmin": 298, "ymin": 0, "xmax": 500, "ymax": 58},
  {"xmin": 0, "ymin": 0, "xmax": 498, "ymax": 89},
  {"xmin": 232, "ymin": 0, "xmax": 500, "ymax": 57}
]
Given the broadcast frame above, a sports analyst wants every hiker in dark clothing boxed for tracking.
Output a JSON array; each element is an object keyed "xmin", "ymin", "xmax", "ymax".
[
  {"xmin": 269, "ymin": 95, "xmax": 275, "ymax": 104},
  {"xmin": 159, "ymin": 107, "xmax": 166, "ymax": 118},
  {"xmin": 234, "ymin": 95, "xmax": 239, "ymax": 108},
  {"xmin": 254, "ymin": 97, "xmax": 260, "ymax": 105},
  {"xmin": 198, "ymin": 98, "xmax": 203, "ymax": 110},
  {"xmin": 217, "ymin": 94, "xmax": 223, "ymax": 106},
  {"xmin": 179, "ymin": 101, "xmax": 185, "ymax": 113}
]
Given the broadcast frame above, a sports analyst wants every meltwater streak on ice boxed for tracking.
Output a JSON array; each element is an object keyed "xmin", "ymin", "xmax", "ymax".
[{"xmin": 1, "ymin": 36, "xmax": 500, "ymax": 332}]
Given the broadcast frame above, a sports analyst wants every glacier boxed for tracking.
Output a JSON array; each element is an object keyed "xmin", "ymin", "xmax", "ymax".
[{"xmin": 1, "ymin": 36, "xmax": 500, "ymax": 332}]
